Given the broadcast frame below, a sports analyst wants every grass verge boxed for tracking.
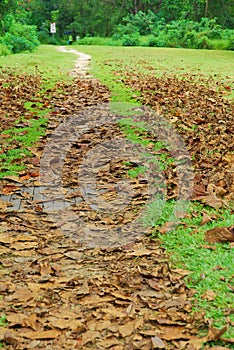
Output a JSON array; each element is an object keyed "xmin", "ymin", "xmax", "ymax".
[
  {"xmin": 0, "ymin": 45, "xmax": 76, "ymax": 178},
  {"xmin": 119, "ymin": 116, "xmax": 234, "ymax": 340},
  {"xmin": 0, "ymin": 45, "xmax": 76, "ymax": 84}
]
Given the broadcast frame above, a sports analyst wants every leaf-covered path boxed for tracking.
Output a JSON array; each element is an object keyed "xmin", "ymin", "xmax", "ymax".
[{"xmin": 0, "ymin": 49, "xmax": 233, "ymax": 349}]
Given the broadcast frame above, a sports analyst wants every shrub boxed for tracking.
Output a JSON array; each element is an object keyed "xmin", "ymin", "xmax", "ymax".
[
  {"xmin": 37, "ymin": 31, "xmax": 50, "ymax": 44},
  {"xmin": 114, "ymin": 16, "xmax": 234, "ymax": 50},
  {"xmin": 148, "ymin": 36, "xmax": 166, "ymax": 47},
  {"xmin": 3, "ymin": 21, "xmax": 39, "ymax": 53},
  {"xmin": 197, "ymin": 36, "xmax": 213, "ymax": 49},
  {"xmin": 226, "ymin": 39, "xmax": 234, "ymax": 51},
  {"xmin": 0, "ymin": 43, "xmax": 11, "ymax": 56},
  {"xmin": 122, "ymin": 33, "xmax": 140, "ymax": 46}
]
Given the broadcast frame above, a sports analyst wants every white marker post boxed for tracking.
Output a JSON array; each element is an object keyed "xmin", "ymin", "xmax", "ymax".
[{"xmin": 50, "ymin": 22, "xmax": 56, "ymax": 40}]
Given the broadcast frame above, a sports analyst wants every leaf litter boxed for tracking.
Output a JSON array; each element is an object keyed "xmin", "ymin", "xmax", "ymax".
[{"xmin": 0, "ymin": 59, "xmax": 234, "ymax": 349}]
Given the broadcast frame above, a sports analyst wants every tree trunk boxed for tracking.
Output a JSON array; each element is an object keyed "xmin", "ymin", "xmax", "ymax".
[{"xmin": 204, "ymin": 0, "xmax": 209, "ymax": 16}]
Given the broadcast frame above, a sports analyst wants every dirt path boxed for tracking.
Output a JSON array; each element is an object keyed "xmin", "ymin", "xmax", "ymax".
[
  {"xmin": 0, "ymin": 56, "xmax": 215, "ymax": 349},
  {"xmin": 57, "ymin": 46, "xmax": 92, "ymax": 78}
]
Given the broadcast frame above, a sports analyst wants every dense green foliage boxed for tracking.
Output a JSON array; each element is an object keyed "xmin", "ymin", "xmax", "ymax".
[
  {"xmin": 0, "ymin": 0, "xmax": 233, "ymax": 52},
  {"xmin": 114, "ymin": 14, "xmax": 234, "ymax": 49}
]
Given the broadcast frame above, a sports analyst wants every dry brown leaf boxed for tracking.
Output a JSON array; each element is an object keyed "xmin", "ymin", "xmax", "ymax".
[
  {"xmin": 81, "ymin": 330, "xmax": 100, "ymax": 346},
  {"xmin": 50, "ymin": 318, "xmax": 85, "ymax": 331},
  {"xmin": 22, "ymin": 329, "xmax": 61, "ymax": 339},
  {"xmin": 0, "ymin": 233, "xmax": 14, "ymax": 244},
  {"xmin": 118, "ymin": 320, "xmax": 136, "ymax": 337},
  {"xmin": 11, "ymin": 286, "xmax": 33, "ymax": 302},
  {"xmin": 97, "ymin": 337, "xmax": 119, "ymax": 348},
  {"xmin": 151, "ymin": 336, "xmax": 166, "ymax": 348},
  {"xmin": 0, "ymin": 328, "xmax": 20, "ymax": 344},
  {"xmin": 202, "ymin": 290, "xmax": 217, "ymax": 301},
  {"xmin": 158, "ymin": 326, "xmax": 192, "ymax": 340},
  {"xmin": 22, "ymin": 314, "xmax": 38, "ymax": 331},
  {"xmin": 0, "ymin": 199, "xmax": 12, "ymax": 211},
  {"xmin": 158, "ymin": 222, "xmax": 176, "ymax": 234},
  {"xmin": 64, "ymin": 250, "xmax": 82, "ymax": 260},
  {"xmin": 11, "ymin": 241, "xmax": 38, "ymax": 250},
  {"xmin": 205, "ymin": 226, "xmax": 234, "ymax": 244},
  {"xmin": 202, "ymin": 193, "xmax": 224, "ymax": 209},
  {"xmin": 200, "ymin": 212, "xmax": 213, "ymax": 225},
  {"xmin": 207, "ymin": 325, "xmax": 228, "ymax": 341},
  {"xmin": 127, "ymin": 249, "xmax": 153, "ymax": 256},
  {"xmin": 2, "ymin": 185, "xmax": 20, "ymax": 194},
  {"xmin": 76, "ymin": 280, "xmax": 90, "ymax": 296},
  {"xmin": 6, "ymin": 313, "xmax": 27, "ymax": 326}
]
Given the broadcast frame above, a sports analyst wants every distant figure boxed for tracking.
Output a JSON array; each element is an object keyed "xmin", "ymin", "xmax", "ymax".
[
  {"xmin": 69, "ymin": 35, "xmax": 73, "ymax": 45},
  {"xmin": 76, "ymin": 35, "xmax": 80, "ymax": 42}
]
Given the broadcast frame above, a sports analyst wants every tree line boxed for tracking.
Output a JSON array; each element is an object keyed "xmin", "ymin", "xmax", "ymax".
[{"xmin": 0, "ymin": 0, "xmax": 233, "ymax": 53}]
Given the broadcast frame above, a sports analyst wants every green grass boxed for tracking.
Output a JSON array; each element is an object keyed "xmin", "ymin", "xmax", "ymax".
[
  {"xmin": 72, "ymin": 45, "xmax": 234, "ymax": 100},
  {"xmin": 0, "ymin": 45, "xmax": 77, "ymax": 84},
  {"xmin": 117, "ymin": 116, "xmax": 234, "ymax": 341},
  {"xmin": 0, "ymin": 314, "xmax": 7, "ymax": 327},
  {"xmin": 0, "ymin": 45, "xmax": 234, "ymax": 343},
  {"xmin": 0, "ymin": 314, "xmax": 7, "ymax": 348},
  {"xmin": 156, "ymin": 203, "xmax": 234, "ymax": 339},
  {"xmin": 0, "ymin": 45, "xmax": 77, "ymax": 178},
  {"xmin": 85, "ymin": 47, "xmax": 233, "ymax": 341},
  {"xmin": 117, "ymin": 113, "xmax": 234, "ymax": 341},
  {"xmin": 0, "ymin": 117, "xmax": 48, "ymax": 178}
]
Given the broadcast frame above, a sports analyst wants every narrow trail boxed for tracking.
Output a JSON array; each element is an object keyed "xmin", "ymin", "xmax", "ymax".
[
  {"xmin": 0, "ymin": 50, "xmax": 213, "ymax": 349},
  {"xmin": 57, "ymin": 46, "xmax": 92, "ymax": 78}
]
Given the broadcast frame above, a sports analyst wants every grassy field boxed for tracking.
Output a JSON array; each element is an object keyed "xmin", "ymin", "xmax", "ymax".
[
  {"xmin": 71, "ymin": 45, "xmax": 234, "ymax": 341},
  {"xmin": 0, "ymin": 46, "xmax": 77, "ymax": 178},
  {"xmin": 0, "ymin": 45, "xmax": 234, "ymax": 344},
  {"xmin": 0, "ymin": 45, "xmax": 77, "ymax": 83},
  {"xmin": 72, "ymin": 45, "xmax": 234, "ymax": 100}
]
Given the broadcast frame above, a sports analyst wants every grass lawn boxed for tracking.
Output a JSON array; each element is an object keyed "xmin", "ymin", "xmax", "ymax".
[
  {"xmin": 0, "ymin": 45, "xmax": 234, "ymax": 344},
  {"xmin": 0, "ymin": 45, "xmax": 77, "ymax": 83},
  {"xmin": 72, "ymin": 45, "xmax": 234, "ymax": 100},
  {"xmin": 0, "ymin": 45, "xmax": 77, "ymax": 178},
  {"xmin": 72, "ymin": 45, "xmax": 234, "ymax": 341}
]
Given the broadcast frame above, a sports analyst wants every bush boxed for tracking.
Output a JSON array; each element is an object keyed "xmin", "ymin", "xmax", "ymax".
[
  {"xmin": 0, "ymin": 43, "xmax": 11, "ymax": 56},
  {"xmin": 37, "ymin": 31, "xmax": 50, "ymax": 44},
  {"xmin": 75, "ymin": 36, "xmax": 121, "ymax": 46},
  {"xmin": 197, "ymin": 35, "xmax": 213, "ymax": 49},
  {"xmin": 226, "ymin": 39, "xmax": 234, "ymax": 51},
  {"xmin": 38, "ymin": 31, "xmax": 66, "ymax": 45},
  {"xmin": 122, "ymin": 33, "xmax": 140, "ymax": 46},
  {"xmin": 114, "ymin": 16, "xmax": 234, "ymax": 50},
  {"xmin": 3, "ymin": 21, "xmax": 39, "ymax": 53}
]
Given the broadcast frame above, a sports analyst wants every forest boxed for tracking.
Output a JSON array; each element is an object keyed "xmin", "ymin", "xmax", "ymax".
[{"xmin": 0, "ymin": 0, "xmax": 234, "ymax": 53}]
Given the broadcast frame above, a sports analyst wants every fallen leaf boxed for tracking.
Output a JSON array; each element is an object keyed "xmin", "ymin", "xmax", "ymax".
[
  {"xmin": 151, "ymin": 336, "xmax": 165, "ymax": 348},
  {"xmin": 2, "ymin": 185, "xmax": 20, "ymax": 194},
  {"xmin": 207, "ymin": 325, "xmax": 228, "ymax": 341},
  {"xmin": 127, "ymin": 249, "xmax": 153, "ymax": 256},
  {"xmin": 158, "ymin": 222, "xmax": 176, "ymax": 234},
  {"xmin": 50, "ymin": 319, "xmax": 85, "ymax": 331},
  {"xmin": 200, "ymin": 212, "xmax": 213, "ymax": 225},
  {"xmin": 11, "ymin": 286, "xmax": 33, "ymax": 302},
  {"xmin": 22, "ymin": 329, "xmax": 61, "ymax": 339},
  {"xmin": 158, "ymin": 326, "xmax": 191, "ymax": 340},
  {"xmin": 81, "ymin": 330, "xmax": 100, "ymax": 346},
  {"xmin": 76, "ymin": 280, "xmax": 90, "ymax": 296},
  {"xmin": 0, "ymin": 328, "xmax": 20, "ymax": 344},
  {"xmin": 202, "ymin": 290, "xmax": 217, "ymax": 301},
  {"xmin": 205, "ymin": 226, "xmax": 234, "ymax": 244},
  {"xmin": 118, "ymin": 320, "xmax": 136, "ymax": 337}
]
